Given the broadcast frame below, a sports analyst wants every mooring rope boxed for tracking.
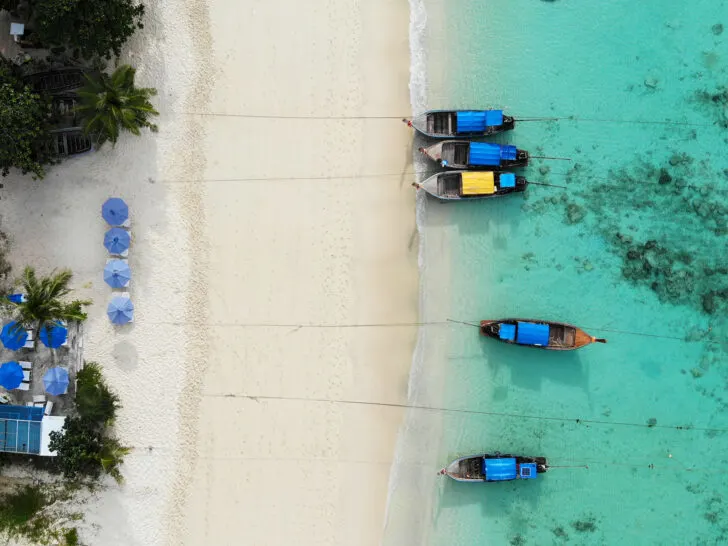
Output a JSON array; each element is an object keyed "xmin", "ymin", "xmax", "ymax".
[{"xmin": 205, "ymin": 393, "xmax": 728, "ymax": 435}]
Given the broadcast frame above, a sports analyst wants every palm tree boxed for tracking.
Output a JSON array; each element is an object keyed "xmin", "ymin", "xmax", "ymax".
[
  {"xmin": 75, "ymin": 64, "xmax": 159, "ymax": 147},
  {"xmin": 99, "ymin": 437, "xmax": 132, "ymax": 484},
  {"xmin": 11, "ymin": 267, "xmax": 91, "ymax": 342}
]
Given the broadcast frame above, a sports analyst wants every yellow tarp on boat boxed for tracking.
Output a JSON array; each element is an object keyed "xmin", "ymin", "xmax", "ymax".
[{"xmin": 461, "ymin": 172, "xmax": 495, "ymax": 195}]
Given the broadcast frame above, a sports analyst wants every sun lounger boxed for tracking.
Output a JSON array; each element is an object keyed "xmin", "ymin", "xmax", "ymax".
[
  {"xmin": 22, "ymin": 370, "xmax": 30, "ymax": 382},
  {"xmin": 16, "ymin": 383, "xmax": 29, "ymax": 391},
  {"xmin": 33, "ymin": 395, "xmax": 46, "ymax": 404},
  {"xmin": 26, "ymin": 402, "xmax": 34, "ymax": 407},
  {"xmin": 23, "ymin": 329, "xmax": 34, "ymax": 349},
  {"xmin": 44, "ymin": 401, "xmax": 53, "ymax": 415},
  {"xmin": 19, "ymin": 361, "xmax": 32, "ymax": 371}
]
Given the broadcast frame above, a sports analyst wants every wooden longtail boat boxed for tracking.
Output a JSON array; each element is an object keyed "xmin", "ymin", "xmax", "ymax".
[
  {"xmin": 46, "ymin": 128, "xmax": 93, "ymax": 157},
  {"xmin": 440, "ymin": 453, "xmax": 548, "ymax": 483},
  {"xmin": 419, "ymin": 141, "xmax": 529, "ymax": 170},
  {"xmin": 22, "ymin": 68, "xmax": 91, "ymax": 95},
  {"xmin": 480, "ymin": 318, "xmax": 607, "ymax": 350},
  {"xmin": 403, "ymin": 109, "xmax": 515, "ymax": 138},
  {"xmin": 412, "ymin": 171, "xmax": 527, "ymax": 201}
]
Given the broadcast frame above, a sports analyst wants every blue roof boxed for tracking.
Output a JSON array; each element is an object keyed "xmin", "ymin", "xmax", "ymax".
[
  {"xmin": 0, "ymin": 405, "xmax": 44, "ymax": 421},
  {"xmin": 469, "ymin": 143, "xmax": 518, "ymax": 166},
  {"xmin": 499, "ymin": 323, "xmax": 516, "ymax": 341},
  {"xmin": 0, "ymin": 418, "xmax": 42, "ymax": 454},
  {"xmin": 456, "ymin": 110, "xmax": 504, "ymax": 133},
  {"xmin": 0, "ymin": 406, "xmax": 44, "ymax": 455},
  {"xmin": 484, "ymin": 457, "xmax": 517, "ymax": 481},
  {"xmin": 519, "ymin": 463, "xmax": 538, "ymax": 479},
  {"xmin": 516, "ymin": 322, "xmax": 550, "ymax": 346},
  {"xmin": 499, "ymin": 173, "xmax": 516, "ymax": 188}
]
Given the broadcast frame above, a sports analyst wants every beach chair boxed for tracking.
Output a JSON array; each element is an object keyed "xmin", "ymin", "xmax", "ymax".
[
  {"xmin": 19, "ymin": 361, "xmax": 32, "ymax": 371},
  {"xmin": 44, "ymin": 401, "xmax": 53, "ymax": 416},
  {"xmin": 23, "ymin": 329, "xmax": 34, "ymax": 349}
]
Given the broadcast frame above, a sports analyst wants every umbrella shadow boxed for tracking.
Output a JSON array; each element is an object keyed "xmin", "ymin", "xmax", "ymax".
[{"xmin": 112, "ymin": 340, "xmax": 138, "ymax": 372}]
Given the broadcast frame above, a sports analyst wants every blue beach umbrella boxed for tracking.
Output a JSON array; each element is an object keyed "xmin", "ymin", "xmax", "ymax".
[
  {"xmin": 102, "ymin": 198, "xmax": 129, "ymax": 226},
  {"xmin": 39, "ymin": 321, "xmax": 68, "ymax": 349},
  {"xmin": 1, "ymin": 321, "xmax": 28, "ymax": 351},
  {"xmin": 104, "ymin": 227, "xmax": 131, "ymax": 254},
  {"xmin": 103, "ymin": 260, "xmax": 132, "ymax": 288},
  {"xmin": 0, "ymin": 361, "xmax": 24, "ymax": 390},
  {"xmin": 43, "ymin": 367, "xmax": 69, "ymax": 395},
  {"xmin": 107, "ymin": 296, "xmax": 134, "ymax": 324}
]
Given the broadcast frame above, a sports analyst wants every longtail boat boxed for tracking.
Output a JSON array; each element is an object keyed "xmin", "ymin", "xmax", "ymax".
[
  {"xmin": 440, "ymin": 453, "xmax": 548, "ymax": 483},
  {"xmin": 419, "ymin": 141, "xmax": 529, "ymax": 170},
  {"xmin": 403, "ymin": 109, "xmax": 515, "ymax": 138},
  {"xmin": 22, "ymin": 68, "xmax": 92, "ymax": 95},
  {"xmin": 480, "ymin": 318, "xmax": 607, "ymax": 350},
  {"xmin": 413, "ymin": 171, "xmax": 527, "ymax": 201}
]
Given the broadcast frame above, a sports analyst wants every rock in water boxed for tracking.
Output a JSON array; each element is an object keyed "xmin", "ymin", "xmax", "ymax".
[{"xmin": 712, "ymin": 23, "xmax": 724, "ymax": 35}]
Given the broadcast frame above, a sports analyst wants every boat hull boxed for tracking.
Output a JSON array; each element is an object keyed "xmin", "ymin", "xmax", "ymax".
[
  {"xmin": 406, "ymin": 110, "xmax": 516, "ymax": 139},
  {"xmin": 440, "ymin": 453, "xmax": 548, "ymax": 482},
  {"xmin": 480, "ymin": 318, "xmax": 602, "ymax": 350},
  {"xmin": 419, "ymin": 141, "xmax": 529, "ymax": 171},
  {"xmin": 415, "ymin": 171, "xmax": 527, "ymax": 201}
]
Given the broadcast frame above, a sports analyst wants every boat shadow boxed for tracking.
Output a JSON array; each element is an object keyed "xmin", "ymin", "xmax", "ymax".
[
  {"xmin": 480, "ymin": 337, "xmax": 590, "ymax": 393},
  {"xmin": 437, "ymin": 472, "xmax": 545, "ymax": 520}
]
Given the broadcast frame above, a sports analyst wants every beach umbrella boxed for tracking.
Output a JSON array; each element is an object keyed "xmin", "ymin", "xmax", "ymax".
[
  {"xmin": 103, "ymin": 259, "xmax": 132, "ymax": 288},
  {"xmin": 107, "ymin": 296, "xmax": 134, "ymax": 324},
  {"xmin": 104, "ymin": 227, "xmax": 131, "ymax": 254},
  {"xmin": 1, "ymin": 321, "xmax": 28, "ymax": 351},
  {"xmin": 39, "ymin": 321, "xmax": 68, "ymax": 349},
  {"xmin": 6, "ymin": 293, "xmax": 25, "ymax": 304},
  {"xmin": 43, "ymin": 367, "xmax": 69, "ymax": 395},
  {"xmin": 102, "ymin": 198, "xmax": 129, "ymax": 226},
  {"xmin": 0, "ymin": 361, "xmax": 24, "ymax": 390}
]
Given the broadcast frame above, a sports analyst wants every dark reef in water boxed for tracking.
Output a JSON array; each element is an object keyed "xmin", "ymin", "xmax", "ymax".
[
  {"xmin": 571, "ymin": 516, "xmax": 597, "ymax": 533},
  {"xmin": 556, "ymin": 155, "xmax": 728, "ymax": 317},
  {"xmin": 695, "ymin": 85, "xmax": 728, "ymax": 127}
]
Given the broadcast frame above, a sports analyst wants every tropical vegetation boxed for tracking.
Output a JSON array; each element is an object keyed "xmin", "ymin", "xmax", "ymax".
[
  {"xmin": 49, "ymin": 362, "xmax": 130, "ymax": 484},
  {"xmin": 0, "ymin": 66, "xmax": 54, "ymax": 179},
  {"xmin": 31, "ymin": 0, "xmax": 145, "ymax": 60},
  {"xmin": 76, "ymin": 64, "xmax": 159, "ymax": 147},
  {"xmin": 8, "ymin": 267, "xmax": 90, "ymax": 340}
]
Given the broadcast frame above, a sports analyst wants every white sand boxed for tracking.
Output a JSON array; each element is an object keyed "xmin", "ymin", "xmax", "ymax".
[{"xmin": 0, "ymin": 0, "xmax": 415, "ymax": 544}]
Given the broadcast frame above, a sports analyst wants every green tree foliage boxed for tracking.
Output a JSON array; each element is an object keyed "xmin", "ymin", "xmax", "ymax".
[
  {"xmin": 48, "ymin": 417, "xmax": 131, "ymax": 484},
  {"xmin": 76, "ymin": 362, "xmax": 120, "ymax": 426},
  {"xmin": 48, "ymin": 416, "xmax": 104, "ymax": 481},
  {"xmin": 33, "ymin": 0, "xmax": 145, "ymax": 60},
  {"xmin": 0, "ymin": 71, "xmax": 54, "ymax": 178},
  {"xmin": 9, "ymin": 267, "xmax": 91, "ymax": 339},
  {"xmin": 76, "ymin": 64, "xmax": 158, "ymax": 147}
]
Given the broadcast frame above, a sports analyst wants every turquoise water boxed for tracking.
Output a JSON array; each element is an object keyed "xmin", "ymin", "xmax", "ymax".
[{"xmin": 384, "ymin": 0, "xmax": 728, "ymax": 544}]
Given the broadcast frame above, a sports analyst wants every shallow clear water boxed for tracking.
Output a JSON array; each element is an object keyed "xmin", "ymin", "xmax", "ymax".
[{"xmin": 385, "ymin": 0, "xmax": 728, "ymax": 544}]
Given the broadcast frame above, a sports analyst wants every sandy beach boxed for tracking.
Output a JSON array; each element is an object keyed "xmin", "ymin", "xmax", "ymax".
[{"xmin": 1, "ymin": 0, "xmax": 416, "ymax": 544}]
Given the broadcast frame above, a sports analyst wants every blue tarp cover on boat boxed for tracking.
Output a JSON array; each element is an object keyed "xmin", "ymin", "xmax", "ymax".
[
  {"xmin": 516, "ymin": 322, "xmax": 550, "ymax": 346},
  {"xmin": 519, "ymin": 463, "xmax": 538, "ymax": 479},
  {"xmin": 456, "ymin": 110, "xmax": 504, "ymax": 133},
  {"xmin": 485, "ymin": 110, "xmax": 504, "ymax": 126},
  {"xmin": 469, "ymin": 143, "xmax": 503, "ymax": 166},
  {"xmin": 500, "ymin": 145, "xmax": 517, "ymax": 160},
  {"xmin": 484, "ymin": 458, "xmax": 517, "ymax": 481},
  {"xmin": 499, "ymin": 323, "xmax": 516, "ymax": 341},
  {"xmin": 500, "ymin": 173, "xmax": 516, "ymax": 188}
]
